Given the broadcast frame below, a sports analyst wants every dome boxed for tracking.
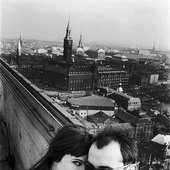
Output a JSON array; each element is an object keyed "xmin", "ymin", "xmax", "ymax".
[
  {"xmin": 76, "ymin": 47, "xmax": 84, "ymax": 56},
  {"xmin": 83, "ymin": 47, "xmax": 90, "ymax": 51},
  {"xmin": 98, "ymin": 48, "xmax": 105, "ymax": 54},
  {"xmin": 121, "ymin": 55, "xmax": 128, "ymax": 61},
  {"xmin": 77, "ymin": 47, "xmax": 84, "ymax": 53},
  {"xmin": 77, "ymin": 47, "xmax": 84, "ymax": 52}
]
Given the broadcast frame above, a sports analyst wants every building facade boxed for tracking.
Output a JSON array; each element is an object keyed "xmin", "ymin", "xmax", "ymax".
[
  {"xmin": 94, "ymin": 66, "xmax": 129, "ymax": 90},
  {"xmin": 67, "ymin": 95, "xmax": 115, "ymax": 118},
  {"xmin": 41, "ymin": 61, "xmax": 93, "ymax": 91},
  {"xmin": 116, "ymin": 108, "xmax": 155, "ymax": 145},
  {"xmin": 40, "ymin": 22, "xmax": 131, "ymax": 92}
]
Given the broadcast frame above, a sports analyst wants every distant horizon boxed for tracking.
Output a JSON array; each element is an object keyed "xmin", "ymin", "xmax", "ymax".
[
  {"xmin": 1, "ymin": 0, "xmax": 170, "ymax": 51},
  {"xmin": 1, "ymin": 36, "xmax": 170, "ymax": 52}
]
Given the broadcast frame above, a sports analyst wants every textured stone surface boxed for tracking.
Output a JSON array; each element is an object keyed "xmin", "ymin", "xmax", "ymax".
[{"xmin": 0, "ymin": 133, "xmax": 11, "ymax": 170}]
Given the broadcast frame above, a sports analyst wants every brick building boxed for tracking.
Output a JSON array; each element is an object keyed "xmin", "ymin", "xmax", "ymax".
[
  {"xmin": 115, "ymin": 108, "xmax": 155, "ymax": 145},
  {"xmin": 40, "ymin": 22, "xmax": 131, "ymax": 92}
]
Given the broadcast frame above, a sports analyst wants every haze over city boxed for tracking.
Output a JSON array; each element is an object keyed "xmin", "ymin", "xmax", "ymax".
[{"xmin": 1, "ymin": 0, "xmax": 170, "ymax": 50}]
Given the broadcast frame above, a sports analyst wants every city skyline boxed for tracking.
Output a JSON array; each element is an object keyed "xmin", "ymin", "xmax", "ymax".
[{"xmin": 1, "ymin": 0, "xmax": 170, "ymax": 50}]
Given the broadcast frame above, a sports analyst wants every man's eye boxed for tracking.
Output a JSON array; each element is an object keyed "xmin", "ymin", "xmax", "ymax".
[{"xmin": 72, "ymin": 161, "xmax": 83, "ymax": 167}]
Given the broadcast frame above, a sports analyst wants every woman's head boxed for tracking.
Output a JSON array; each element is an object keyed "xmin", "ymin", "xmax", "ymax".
[
  {"xmin": 49, "ymin": 124, "xmax": 93, "ymax": 161},
  {"xmin": 31, "ymin": 124, "xmax": 93, "ymax": 170}
]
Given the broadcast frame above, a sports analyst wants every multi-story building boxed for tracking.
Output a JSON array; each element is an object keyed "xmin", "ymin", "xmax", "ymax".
[
  {"xmin": 115, "ymin": 108, "xmax": 155, "ymax": 145},
  {"xmin": 66, "ymin": 95, "xmax": 115, "ymax": 118},
  {"xmin": 41, "ymin": 61, "xmax": 93, "ymax": 91},
  {"xmin": 94, "ymin": 66, "xmax": 129, "ymax": 90},
  {"xmin": 40, "ymin": 22, "xmax": 93, "ymax": 91},
  {"xmin": 107, "ymin": 89, "xmax": 141, "ymax": 111},
  {"xmin": 40, "ymin": 22, "xmax": 131, "ymax": 92}
]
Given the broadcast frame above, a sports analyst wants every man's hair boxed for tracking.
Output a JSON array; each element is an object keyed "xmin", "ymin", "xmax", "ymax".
[{"xmin": 93, "ymin": 124, "xmax": 138, "ymax": 164}]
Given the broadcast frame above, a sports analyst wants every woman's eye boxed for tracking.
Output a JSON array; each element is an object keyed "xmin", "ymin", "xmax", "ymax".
[{"xmin": 72, "ymin": 161, "xmax": 83, "ymax": 167}]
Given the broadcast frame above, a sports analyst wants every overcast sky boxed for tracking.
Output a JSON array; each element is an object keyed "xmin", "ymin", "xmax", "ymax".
[{"xmin": 0, "ymin": 0, "xmax": 170, "ymax": 50}]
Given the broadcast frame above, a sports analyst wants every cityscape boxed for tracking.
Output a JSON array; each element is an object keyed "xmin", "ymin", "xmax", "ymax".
[{"xmin": 0, "ymin": 0, "xmax": 170, "ymax": 170}]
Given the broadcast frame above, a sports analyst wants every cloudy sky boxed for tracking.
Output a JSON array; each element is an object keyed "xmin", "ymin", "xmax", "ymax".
[{"xmin": 0, "ymin": 0, "xmax": 170, "ymax": 50}]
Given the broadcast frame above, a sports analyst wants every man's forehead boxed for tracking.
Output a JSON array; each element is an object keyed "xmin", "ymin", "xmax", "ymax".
[{"xmin": 88, "ymin": 141, "xmax": 123, "ymax": 168}]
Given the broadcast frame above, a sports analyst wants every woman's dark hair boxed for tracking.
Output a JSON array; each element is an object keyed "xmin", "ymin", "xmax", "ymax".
[
  {"xmin": 30, "ymin": 124, "xmax": 93, "ymax": 170},
  {"xmin": 92, "ymin": 124, "xmax": 138, "ymax": 164}
]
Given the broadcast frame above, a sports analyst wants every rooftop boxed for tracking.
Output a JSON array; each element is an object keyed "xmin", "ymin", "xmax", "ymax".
[
  {"xmin": 115, "ymin": 109, "xmax": 138, "ymax": 125},
  {"xmin": 67, "ymin": 95, "xmax": 115, "ymax": 107},
  {"xmin": 87, "ymin": 111, "xmax": 111, "ymax": 124}
]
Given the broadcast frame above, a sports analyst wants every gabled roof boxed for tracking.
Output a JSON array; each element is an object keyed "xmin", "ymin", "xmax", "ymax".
[
  {"xmin": 156, "ymin": 114, "xmax": 170, "ymax": 130},
  {"xmin": 87, "ymin": 111, "xmax": 110, "ymax": 124},
  {"xmin": 151, "ymin": 134, "xmax": 170, "ymax": 145},
  {"xmin": 68, "ymin": 95, "xmax": 115, "ymax": 107},
  {"xmin": 115, "ymin": 109, "xmax": 138, "ymax": 125}
]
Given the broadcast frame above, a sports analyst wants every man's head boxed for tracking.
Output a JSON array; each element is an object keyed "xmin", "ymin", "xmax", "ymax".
[{"xmin": 86, "ymin": 125, "xmax": 138, "ymax": 170}]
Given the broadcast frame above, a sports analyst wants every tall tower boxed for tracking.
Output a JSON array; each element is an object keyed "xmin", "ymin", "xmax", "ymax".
[
  {"xmin": 151, "ymin": 42, "xmax": 155, "ymax": 53},
  {"xmin": 78, "ymin": 33, "xmax": 83, "ymax": 48},
  {"xmin": 16, "ymin": 35, "xmax": 22, "ymax": 65},
  {"xmin": 63, "ymin": 21, "xmax": 73, "ymax": 62},
  {"xmin": 19, "ymin": 33, "xmax": 22, "ymax": 46},
  {"xmin": 17, "ymin": 38, "xmax": 22, "ymax": 56},
  {"xmin": 76, "ymin": 33, "xmax": 84, "ymax": 56}
]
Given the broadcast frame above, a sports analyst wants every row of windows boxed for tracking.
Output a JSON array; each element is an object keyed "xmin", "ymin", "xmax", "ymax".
[
  {"xmin": 99, "ymin": 72, "xmax": 129, "ymax": 76},
  {"xmin": 99, "ymin": 77, "xmax": 129, "ymax": 81},
  {"xmin": 70, "ymin": 86, "xmax": 91, "ymax": 91},
  {"xmin": 70, "ymin": 79, "xmax": 91, "ymax": 84},
  {"xmin": 75, "ymin": 65, "xmax": 91, "ymax": 68},
  {"xmin": 135, "ymin": 126, "xmax": 154, "ymax": 138},
  {"xmin": 98, "ymin": 79, "xmax": 128, "ymax": 83},
  {"xmin": 98, "ymin": 82, "xmax": 128, "ymax": 87},
  {"xmin": 70, "ymin": 83, "xmax": 91, "ymax": 87},
  {"xmin": 55, "ymin": 85, "xmax": 68, "ymax": 90},
  {"xmin": 99, "ymin": 74, "xmax": 129, "ymax": 78},
  {"xmin": 70, "ymin": 71, "xmax": 91, "ymax": 74},
  {"xmin": 98, "ymin": 81, "xmax": 128, "ymax": 85},
  {"xmin": 99, "ymin": 78, "xmax": 129, "ymax": 82},
  {"xmin": 100, "ymin": 75, "xmax": 129, "ymax": 78},
  {"xmin": 99, "ymin": 73, "xmax": 128, "ymax": 76},
  {"xmin": 129, "ymin": 102, "xmax": 139, "ymax": 105}
]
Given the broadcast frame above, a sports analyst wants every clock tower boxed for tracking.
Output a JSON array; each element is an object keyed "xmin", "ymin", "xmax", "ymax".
[{"xmin": 63, "ymin": 21, "xmax": 73, "ymax": 63}]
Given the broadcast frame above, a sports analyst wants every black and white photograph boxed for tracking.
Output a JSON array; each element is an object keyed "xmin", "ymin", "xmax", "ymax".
[{"xmin": 0, "ymin": 0, "xmax": 170, "ymax": 169}]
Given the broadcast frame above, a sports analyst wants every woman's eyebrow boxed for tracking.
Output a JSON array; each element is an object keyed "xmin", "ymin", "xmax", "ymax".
[{"xmin": 72, "ymin": 159, "xmax": 84, "ymax": 162}]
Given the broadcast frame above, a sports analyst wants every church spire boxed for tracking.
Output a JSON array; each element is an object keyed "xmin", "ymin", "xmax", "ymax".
[
  {"xmin": 78, "ymin": 33, "xmax": 83, "ymax": 48},
  {"xmin": 65, "ymin": 21, "xmax": 71, "ymax": 40},
  {"xmin": 151, "ymin": 42, "xmax": 155, "ymax": 54},
  {"xmin": 16, "ymin": 34, "xmax": 22, "ymax": 65},
  {"xmin": 19, "ymin": 33, "xmax": 22, "ymax": 46},
  {"xmin": 152, "ymin": 42, "xmax": 155, "ymax": 51},
  {"xmin": 17, "ymin": 35, "xmax": 22, "ymax": 56}
]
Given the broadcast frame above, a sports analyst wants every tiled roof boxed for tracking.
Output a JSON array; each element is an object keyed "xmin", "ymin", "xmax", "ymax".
[
  {"xmin": 68, "ymin": 95, "xmax": 115, "ymax": 107},
  {"xmin": 115, "ymin": 109, "xmax": 138, "ymax": 124},
  {"xmin": 87, "ymin": 111, "xmax": 110, "ymax": 124},
  {"xmin": 114, "ymin": 122, "xmax": 132, "ymax": 130},
  {"xmin": 157, "ymin": 114, "xmax": 170, "ymax": 129}
]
